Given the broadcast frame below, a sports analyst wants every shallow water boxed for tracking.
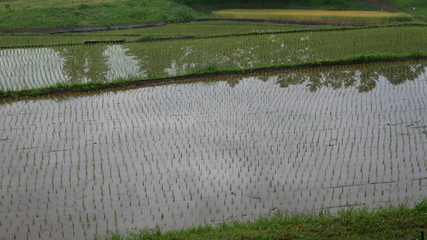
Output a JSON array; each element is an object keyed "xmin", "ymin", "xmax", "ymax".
[{"xmin": 0, "ymin": 61, "xmax": 427, "ymax": 240}]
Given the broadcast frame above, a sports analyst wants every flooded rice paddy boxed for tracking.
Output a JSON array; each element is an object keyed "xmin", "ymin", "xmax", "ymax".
[
  {"xmin": 1, "ymin": 26, "xmax": 426, "ymax": 91},
  {"xmin": 0, "ymin": 60, "xmax": 427, "ymax": 240}
]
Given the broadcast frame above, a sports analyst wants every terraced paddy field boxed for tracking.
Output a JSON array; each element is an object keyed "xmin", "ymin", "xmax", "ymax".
[
  {"xmin": 0, "ymin": 60, "xmax": 426, "ymax": 240},
  {"xmin": 0, "ymin": 22, "xmax": 338, "ymax": 48},
  {"xmin": 1, "ymin": 25, "xmax": 426, "ymax": 92}
]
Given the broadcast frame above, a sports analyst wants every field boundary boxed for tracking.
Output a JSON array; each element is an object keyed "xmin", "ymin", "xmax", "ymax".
[
  {"xmin": 0, "ymin": 21, "xmax": 167, "ymax": 34},
  {"xmin": 1, "ymin": 23, "xmax": 426, "ymax": 49},
  {"xmin": 1, "ymin": 54, "xmax": 426, "ymax": 100},
  {"xmin": 0, "ymin": 16, "xmax": 378, "ymax": 35},
  {"xmin": 100, "ymin": 200, "xmax": 427, "ymax": 240}
]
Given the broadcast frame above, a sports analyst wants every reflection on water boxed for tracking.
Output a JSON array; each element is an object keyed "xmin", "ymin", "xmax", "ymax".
[
  {"xmin": 273, "ymin": 61, "xmax": 427, "ymax": 92},
  {"xmin": 57, "ymin": 44, "xmax": 109, "ymax": 83},
  {"xmin": 0, "ymin": 48, "xmax": 68, "ymax": 90},
  {"xmin": 103, "ymin": 45, "xmax": 147, "ymax": 81},
  {"xmin": 219, "ymin": 61, "xmax": 427, "ymax": 93}
]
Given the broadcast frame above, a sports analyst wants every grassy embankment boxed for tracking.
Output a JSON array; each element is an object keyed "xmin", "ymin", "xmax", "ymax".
[
  {"xmin": 0, "ymin": 0, "xmax": 421, "ymax": 31},
  {"xmin": 176, "ymin": 0, "xmax": 425, "ymax": 23},
  {"xmin": 390, "ymin": 0, "xmax": 427, "ymax": 19},
  {"xmin": 0, "ymin": 0, "xmax": 195, "ymax": 30},
  {"xmin": 98, "ymin": 200, "xmax": 427, "ymax": 240},
  {"xmin": 172, "ymin": 0, "xmax": 375, "ymax": 12},
  {"xmin": 211, "ymin": 9, "xmax": 413, "ymax": 25}
]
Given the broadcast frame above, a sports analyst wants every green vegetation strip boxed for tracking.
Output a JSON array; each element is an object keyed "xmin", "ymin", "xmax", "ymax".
[
  {"xmin": 0, "ymin": 0, "xmax": 195, "ymax": 30},
  {"xmin": 98, "ymin": 200, "xmax": 427, "ymax": 240},
  {"xmin": 1, "ymin": 54, "xmax": 426, "ymax": 100},
  {"xmin": 173, "ymin": 0, "xmax": 375, "ymax": 11}
]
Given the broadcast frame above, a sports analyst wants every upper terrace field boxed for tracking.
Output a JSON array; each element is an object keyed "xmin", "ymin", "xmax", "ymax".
[{"xmin": 212, "ymin": 9, "xmax": 414, "ymax": 25}]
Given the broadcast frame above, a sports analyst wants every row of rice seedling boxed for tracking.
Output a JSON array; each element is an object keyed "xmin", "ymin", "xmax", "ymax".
[
  {"xmin": 212, "ymin": 9, "xmax": 414, "ymax": 25},
  {"xmin": 0, "ymin": 34, "xmax": 134, "ymax": 49},
  {"xmin": 0, "ymin": 60, "xmax": 426, "ymax": 240},
  {"xmin": 1, "ymin": 25, "xmax": 426, "ymax": 91},
  {"xmin": 78, "ymin": 21, "xmax": 338, "ymax": 37},
  {"xmin": 0, "ymin": 48, "xmax": 68, "ymax": 90},
  {"xmin": 0, "ymin": 22, "xmax": 343, "ymax": 48}
]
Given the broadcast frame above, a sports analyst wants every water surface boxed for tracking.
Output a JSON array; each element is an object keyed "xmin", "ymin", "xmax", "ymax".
[{"xmin": 0, "ymin": 61, "xmax": 426, "ymax": 240}]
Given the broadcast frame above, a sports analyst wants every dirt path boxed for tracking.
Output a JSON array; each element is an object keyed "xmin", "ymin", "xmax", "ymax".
[{"xmin": 359, "ymin": 0, "xmax": 398, "ymax": 12}]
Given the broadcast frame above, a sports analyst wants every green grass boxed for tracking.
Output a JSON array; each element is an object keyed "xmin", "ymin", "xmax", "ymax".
[
  {"xmin": 0, "ymin": 0, "xmax": 119, "ymax": 9},
  {"xmin": 96, "ymin": 200, "xmax": 427, "ymax": 240},
  {"xmin": 381, "ymin": 0, "xmax": 427, "ymax": 21},
  {"xmin": 390, "ymin": 0, "xmax": 427, "ymax": 19},
  {"xmin": 0, "ymin": 0, "xmax": 195, "ymax": 30}
]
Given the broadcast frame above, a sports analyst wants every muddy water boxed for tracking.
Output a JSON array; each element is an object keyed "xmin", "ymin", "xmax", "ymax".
[{"xmin": 0, "ymin": 61, "xmax": 427, "ymax": 240}]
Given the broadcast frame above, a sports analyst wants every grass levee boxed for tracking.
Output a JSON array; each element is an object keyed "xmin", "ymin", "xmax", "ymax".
[{"xmin": 98, "ymin": 200, "xmax": 427, "ymax": 240}]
